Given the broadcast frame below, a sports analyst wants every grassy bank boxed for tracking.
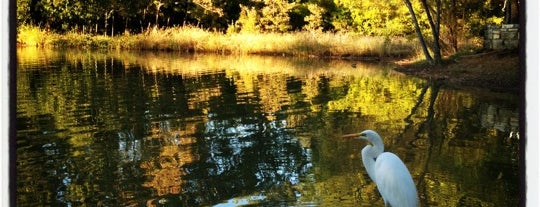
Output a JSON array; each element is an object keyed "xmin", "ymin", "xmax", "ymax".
[{"xmin": 17, "ymin": 25, "xmax": 417, "ymax": 59}]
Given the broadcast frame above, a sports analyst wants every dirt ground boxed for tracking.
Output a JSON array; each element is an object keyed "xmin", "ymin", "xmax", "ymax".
[{"xmin": 393, "ymin": 50, "xmax": 521, "ymax": 94}]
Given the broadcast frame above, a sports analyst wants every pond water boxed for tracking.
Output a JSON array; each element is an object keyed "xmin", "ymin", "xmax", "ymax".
[{"xmin": 16, "ymin": 48, "xmax": 520, "ymax": 206}]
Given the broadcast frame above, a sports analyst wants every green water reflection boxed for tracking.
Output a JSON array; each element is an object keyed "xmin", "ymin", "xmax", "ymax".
[{"xmin": 17, "ymin": 48, "xmax": 519, "ymax": 206}]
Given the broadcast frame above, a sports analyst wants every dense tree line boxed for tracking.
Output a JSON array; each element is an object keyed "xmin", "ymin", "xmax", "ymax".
[{"xmin": 17, "ymin": 0, "xmax": 518, "ymax": 57}]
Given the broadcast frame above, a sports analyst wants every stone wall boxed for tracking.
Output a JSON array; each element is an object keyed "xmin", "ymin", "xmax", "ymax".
[{"xmin": 484, "ymin": 24, "xmax": 519, "ymax": 50}]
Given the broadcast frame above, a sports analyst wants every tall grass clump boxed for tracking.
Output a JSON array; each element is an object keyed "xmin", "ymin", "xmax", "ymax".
[
  {"xmin": 17, "ymin": 25, "xmax": 56, "ymax": 47},
  {"xmin": 17, "ymin": 25, "xmax": 417, "ymax": 58}
]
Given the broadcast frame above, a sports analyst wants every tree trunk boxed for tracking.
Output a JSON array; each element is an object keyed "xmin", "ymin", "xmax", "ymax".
[
  {"xmin": 403, "ymin": 0, "xmax": 433, "ymax": 63},
  {"xmin": 434, "ymin": 0, "xmax": 442, "ymax": 62},
  {"xmin": 104, "ymin": 10, "xmax": 113, "ymax": 36},
  {"xmin": 419, "ymin": 0, "xmax": 442, "ymax": 64},
  {"xmin": 155, "ymin": 1, "xmax": 164, "ymax": 28},
  {"xmin": 104, "ymin": 13, "xmax": 108, "ymax": 36},
  {"xmin": 448, "ymin": 0, "xmax": 458, "ymax": 53},
  {"xmin": 504, "ymin": 0, "xmax": 512, "ymax": 24},
  {"xmin": 111, "ymin": 14, "xmax": 114, "ymax": 37}
]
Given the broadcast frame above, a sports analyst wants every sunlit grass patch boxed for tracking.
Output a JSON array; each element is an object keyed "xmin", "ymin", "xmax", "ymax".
[
  {"xmin": 17, "ymin": 25, "xmax": 417, "ymax": 58},
  {"xmin": 17, "ymin": 25, "xmax": 54, "ymax": 47}
]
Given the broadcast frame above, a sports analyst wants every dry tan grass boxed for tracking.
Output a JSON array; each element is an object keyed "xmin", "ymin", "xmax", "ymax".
[{"xmin": 18, "ymin": 25, "xmax": 416, "ymax": 58}]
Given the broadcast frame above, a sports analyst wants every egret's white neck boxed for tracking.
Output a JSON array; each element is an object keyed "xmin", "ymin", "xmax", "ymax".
[
  {"xmin": 368, "ymin": 139, "xmax": 384, "ymax": 158},
  {"xmin": 361, "ymin": 136, "xmax": 384, "ymax": 182},
  {"xmin": 361, "ymin": 145, "xmax": 377, "ymax": 182}
]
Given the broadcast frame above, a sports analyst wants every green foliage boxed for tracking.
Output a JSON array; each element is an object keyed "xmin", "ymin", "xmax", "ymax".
[
  {"xmin": 303, "ymin": 3, "xmax": 325, "ymax": 32},
  {"xmin": 259, "ymin": 0, "xmax": 296, "ymax": 32},
  {"xmin": 236, "ymin": 5, "xmax": 261, "ymax": 33},
  {"xmin": 233, "ymin": 0, "xmax": 297, "ymax": 33},
  {"xmin": 16, "ymin": 0, "xmax": 32, "ymax": 25},
  {"xmin": 17, "ymin": 0, "xmax": 511, "ymax": 57},
  {"xmin": 435, "ymin": 0, "xmax": 505, "ymax": 54},
  {"xmin": 328, "ymin": 3, "xmax": 353, "ymax": 32},
  {"xmin": 333, "ymin": 0, "xmax": 423, "ymax": 36},
  {"xmin": 287, "ymin": 4, "xmax": 308, "ymax": 31},
  {"xmin": 17, "ymin": 25, "xmax": 56, "ymax": 46}
]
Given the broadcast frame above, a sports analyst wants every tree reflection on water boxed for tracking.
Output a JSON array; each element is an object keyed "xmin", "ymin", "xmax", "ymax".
[{"xmin": 16, "ymin": 48, "xmax": 520, "ymax": 206}]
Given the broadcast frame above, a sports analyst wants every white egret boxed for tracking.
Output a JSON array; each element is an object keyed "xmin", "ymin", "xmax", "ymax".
[{"xmin": 343, "ymin": 130, "xmax": 418, "ymax": 207}]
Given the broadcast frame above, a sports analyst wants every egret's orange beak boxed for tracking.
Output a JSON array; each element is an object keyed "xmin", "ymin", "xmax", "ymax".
[{"xmin": 342, "ymin": 133, "xmax": 361, "ymax": 139}]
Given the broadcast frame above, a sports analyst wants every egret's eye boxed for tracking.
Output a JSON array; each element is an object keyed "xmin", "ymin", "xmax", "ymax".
[{"xmin": 360, "ymin": 133, "xmax": 366, "ymax": 137}]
